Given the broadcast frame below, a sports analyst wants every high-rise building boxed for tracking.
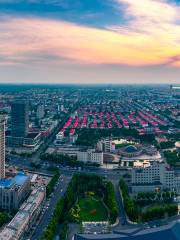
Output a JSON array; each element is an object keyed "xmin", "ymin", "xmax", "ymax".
[
  {"xmin": 0, "ymin": 119, "xmax": 5, "ymax": 179},
  {"xmin": 11, "ymin": 100, "xmax": 29, "ymax": 137},
  {"xmin": 36, "ymin": 104, "xmax": 44, "ymax": 119}
]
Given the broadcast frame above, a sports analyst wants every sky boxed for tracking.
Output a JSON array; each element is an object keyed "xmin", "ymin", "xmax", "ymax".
[{"xmin": 0, "ymin": 0, "xmax": 180, "ymax": 84}]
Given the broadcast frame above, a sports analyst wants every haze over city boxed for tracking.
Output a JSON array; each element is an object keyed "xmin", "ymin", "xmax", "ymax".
[{"xmin": 0, "ymin": 0, "xmax": 180, "ymax": 84}]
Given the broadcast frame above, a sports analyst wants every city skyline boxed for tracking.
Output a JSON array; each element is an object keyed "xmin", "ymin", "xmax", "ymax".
[{"xmin": 0, "ymin": 0, "xmax": 180, "ymax": 84}]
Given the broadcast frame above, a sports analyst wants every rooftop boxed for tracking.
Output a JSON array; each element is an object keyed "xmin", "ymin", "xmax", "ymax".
[
  {"xmin": 175, "ymin": 141, "xmax": 180, "ymax": 148},
  {"xmin": 0, "ymin": 178, "xmax": 14, "ymax": 188},
  {"xmin": 0, "ymin": 172, "xmax": 28, "ymax": 188},
  {"xmin": 14, "ymin": 172, "xmax": 29, "ymax": 186},
  {"xmin": 124, "ymin": 145, "xmax": 138, "ymax": 153},
  {"xmin": 26, "ymin": 132, "xmax": 40, "ymax": 139},
  {"xmin": 75, "ymin": 219, "xmax": 180, "ymax": 240}
]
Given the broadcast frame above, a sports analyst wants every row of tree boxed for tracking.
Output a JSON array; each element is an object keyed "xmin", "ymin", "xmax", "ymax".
[
  {"xmin": 46, "ymin": 170, "xmax": 60, "ymax": 197},
  {"xmin": 164, "ymin": 150, "xmax": 180, "ymax": 167},
  {"xmin": 0, "ymin": 212, "xmax": 10, "ymax": 228},
  {"xmin": 159, "ymin": 141, "xmax": 175, "ymax": 149},
  {"xmin": 40, "ymin": 153, "xmax": 99, "ymax": 168},
  {"xmin": 59, "ymin": 222, "xmax": 69, "ymax": 240},
  {"xmin": 104, "ymin": 182, "xmax": 119, "ymax": 224},
  {"xmin": 136, "ymin": 191, "xmax": 177, "ymax": 205},
  {"xmin": 119, "ymin": 179, "xmax": 178, "ymax": 223},
  {"xmin": 119, "ymin": 179, "xmax": 139, "ymax": 222},
  {"xmin": 41, "ymin": 198, "xmax": 65, "ymax": 240},
  {"xmin": 141, "ymin": 204, "xmax": 178, "ymax": 222}
]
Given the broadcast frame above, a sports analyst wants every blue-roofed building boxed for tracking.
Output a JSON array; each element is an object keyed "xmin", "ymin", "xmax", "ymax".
[
  {"xmin": 0, "ymin": 171, "xmax": 30, "ymax": 211},
  {"xmin": 119, "ymin": 145, "xmax": 143, "ymax": 158},
  {"xmin": 0, "ymin": 178, "xmax": 14, "ymax": 188},
  {"xmin": 14, "ymin": 171, "xmax": 29, "ymax": 186}
]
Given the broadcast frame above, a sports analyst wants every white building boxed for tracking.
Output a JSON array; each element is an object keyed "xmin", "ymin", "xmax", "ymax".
[
  {"xmin": 56, "ymin": 131, "xmax": 64, "ymax": 141},
  {"xmin": 97, "ymin": 138, "xmax": 115, "ymax": 153},
  {"xmin": 104, "ymin": 138, "xmax": 115, "ymax": 152},
  {"xmin": 77, "ymin": 149, "xmax": 103, "ymax": 165},
  {"xmin": 132, "ymin": 161, "xmax": 180, "ymax": 194}
]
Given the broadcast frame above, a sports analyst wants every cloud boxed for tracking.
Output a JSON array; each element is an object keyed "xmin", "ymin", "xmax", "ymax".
[{"xmin": 0, "ymin": 0, "xmax": 180, "ymax": 67}]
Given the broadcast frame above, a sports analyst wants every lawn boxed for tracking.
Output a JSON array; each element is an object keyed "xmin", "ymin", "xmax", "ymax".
[{"xmin": 78, "ymin": 196, "xmax": 108, "ymax": 222}]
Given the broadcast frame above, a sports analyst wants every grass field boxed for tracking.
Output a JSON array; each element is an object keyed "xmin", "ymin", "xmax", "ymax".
[{"xmin": 78, "ymin": 196, "xmax": 108, "ymax": 222}]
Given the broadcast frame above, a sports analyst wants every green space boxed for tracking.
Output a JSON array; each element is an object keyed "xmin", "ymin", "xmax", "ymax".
[
  {"xmin": 70, "ymin": 194, "xmax": 108, "ymax": 222},
  {"xmin": 159, "ymin": 141, "xmax": 175, "ymax": 149},
  {"xmin": 0, "ymin": 212, "xmax": 10, "ymax": 228},
  {"xmin": 75, "ymin": 128, "xmax": 138, "ymax": 147},
  {"xmin": 119, "ymin": 179, "xmax": 178, "ymax": 223},
  {"xmin": 164, "ymin": 150, "xmax": 180, "ymax": 167},
  {"xmin": 41, "ymin": 174, "xmax": 118, "ymax": 240},
  {"xmin": 59, "ymin": 222, "xmax": 69, "ymax": 240}
]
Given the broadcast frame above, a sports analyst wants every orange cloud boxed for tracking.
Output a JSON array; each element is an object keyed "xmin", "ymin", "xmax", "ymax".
[{"xmin": 0, "ymin": 0, "xmax": 180, "ymax": 67}]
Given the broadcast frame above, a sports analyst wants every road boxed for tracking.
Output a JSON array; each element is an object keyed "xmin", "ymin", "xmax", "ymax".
[
  {"xmin": 114, "ymin": 181, "xmax": 128, "ymax": 227},
  {"xmin": 31, "ymin": 173, "xmax": 72, "ymax": 240}
]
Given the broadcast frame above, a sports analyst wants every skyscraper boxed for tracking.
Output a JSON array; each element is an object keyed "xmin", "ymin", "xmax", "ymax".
[
  {"xmin": 0, "ymin": 119, "xmax": 5, "ymax": 179},
  {"xmin": 11, "ymin": 100, "xmax": 29, "ymax": 137}
]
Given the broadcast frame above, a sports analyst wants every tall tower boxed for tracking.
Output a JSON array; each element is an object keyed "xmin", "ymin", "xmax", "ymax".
[
  {"xmin": 0, "ymin": 119, "xmax": 5, "ymax": 179},
  {"xmin": 170, "ymin": 85, "xmax": 173, "ymax": 96},
  {"xmin": 11, "ymin": 100, "xmax": 29, "ymax": 137}
]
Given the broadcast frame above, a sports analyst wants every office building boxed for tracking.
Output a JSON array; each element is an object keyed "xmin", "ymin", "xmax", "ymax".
[
  {"xmin": 0, "ymin": 119, "xmax": 5, "ymax": 179},
  {"xmin": 97, "ymin": 138, "xmax": 115, "ymax": 153},
  {"xmin": 131, "ymin": 161, "xmax": 180, "ymax": 193},
  {"xmin": 11, "ymin": 100, "xmax": 29, "ymax": 137},
  {"xmin": 77, "ymin": 149, "xmax": 103, "ymax": 165}
]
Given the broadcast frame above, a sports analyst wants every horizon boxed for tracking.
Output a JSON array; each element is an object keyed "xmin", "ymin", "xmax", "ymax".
[{"xmin": 0, "ymin": 83, "xmax": 178, "ymax": 86}]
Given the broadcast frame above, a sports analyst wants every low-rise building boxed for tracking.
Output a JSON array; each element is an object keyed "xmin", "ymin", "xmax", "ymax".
[
  {"xmin": 77, "ymin": 149, "xmax": 103, "ymax": 165},
  {"xmin": 6, "ymin": 132, "xmax": 41, "ymax": 150}
]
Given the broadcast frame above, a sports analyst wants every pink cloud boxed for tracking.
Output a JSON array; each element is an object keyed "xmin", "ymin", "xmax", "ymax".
[{"xmin": 0, "ymin": 0, "xmax": 180, "ymax": 67}]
